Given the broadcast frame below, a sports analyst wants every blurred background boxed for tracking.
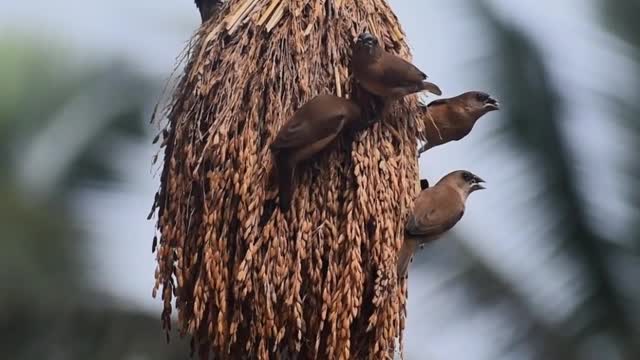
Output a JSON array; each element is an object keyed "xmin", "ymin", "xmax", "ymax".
[{"xmin": 1, "ymin": 0, "xmax": 638, "ymax": 359}]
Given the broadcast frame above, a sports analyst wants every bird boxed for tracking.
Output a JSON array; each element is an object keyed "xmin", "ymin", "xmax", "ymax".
[
  {"xmin": 351, "ymin": 32, "xmax": 442, "ymax": 100},
  {"xmin": 194, "ymin": 0, "xmax": 224, "ymax": 23},
  {"xmin": 397, "ymin": 170, "xmax": 486, "ymax": 277},
  {"xmin": 417, "ymin": 91, "xmax": 499, "ymax": 155},
  {"xmin": 270, "ymin": 94, "xmax": 362, "ymax": 212}
]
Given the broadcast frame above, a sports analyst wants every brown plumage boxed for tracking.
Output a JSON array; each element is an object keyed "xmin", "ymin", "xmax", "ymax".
[
  {"xmin": 351, "ymin": 32, "xmax": 442, "ymax": 100},
  {"xmin": 271, "ymin": 94, "xmax": 362, "ymax": 211},
  {"xmin": 194, "ymin": 0, "xmax": 223, "ymax": 23},
  {"xmin": 398, "ymin": 170, "xmax": 486, "ymax": 277},
  {"xmin": 418, "ymin": 91, "xmax": 499, "ymax": 154}
]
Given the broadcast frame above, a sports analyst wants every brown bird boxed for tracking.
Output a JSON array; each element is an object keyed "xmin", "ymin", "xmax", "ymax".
[
  {"xmin": 398, "ymin": 170, "xmax": 486, "ymax": 277},
  {"xmin": 194, "ymin": 0, "xmax": 224, "ymax": 23},
  {"xmin": 351, "ymin": 32, "xmax": 442, "ymax": 100},
  {"xmin": 418, "ymin": 91, "xmax": 499, "ymax": 155},
  {"xmin": 271, "ymin": 94, "xmax": 362, "ymax": 212}
]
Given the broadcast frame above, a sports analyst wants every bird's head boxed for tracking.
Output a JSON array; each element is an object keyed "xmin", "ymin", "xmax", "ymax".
[
  {"xmin": 356, "ymin": 32, "xmax": 379, "ymax": 49},
  {"xmin": 459, "ymin": 91, "xmax": 500, "ymax": 117},
  {"xmin": 441, "ymin": 170, "xmax": 486, "ymax": 199}
]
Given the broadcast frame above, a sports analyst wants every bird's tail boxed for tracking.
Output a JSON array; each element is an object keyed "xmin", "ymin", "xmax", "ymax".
[
  {"xmin": 276, "ymin": 155, "xmax": 294, "ymax": 212},
  {"xmin": 420, "ymin": 81, "xmax": 442, "ymax": 96},
  {"xmin": 397, "ymin": 238, "xmax": 418, "ymax": 279}
]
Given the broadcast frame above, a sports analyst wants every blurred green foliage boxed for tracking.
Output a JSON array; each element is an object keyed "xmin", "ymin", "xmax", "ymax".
[
  {"xmin": 602, "ymin": 0, "xmax": 640, "ymax": 252},
  {"xmin": 412, "ymin": 1, "xmax": 640, "ymax": 359},
  {"xmin": 0, "ymin": 37, "xmax": 187, "ymax": 359}
]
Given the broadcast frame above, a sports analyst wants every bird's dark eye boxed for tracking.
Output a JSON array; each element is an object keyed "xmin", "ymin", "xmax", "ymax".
[
  {"xmin": 475, "ymin": 92, "xmax": 489, "ymax": 102},
  {"xmin": 358, "ymin": 33, "xmax": 377, "ymax": 46},
  {"xmin": 462, "ymin": 171, "xmax": 474, "ymax": 182}
]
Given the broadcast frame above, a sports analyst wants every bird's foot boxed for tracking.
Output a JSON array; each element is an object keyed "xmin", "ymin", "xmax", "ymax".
[{"xmin": 417, "ymin": 142, "xmax": 429, "ymax": 157}]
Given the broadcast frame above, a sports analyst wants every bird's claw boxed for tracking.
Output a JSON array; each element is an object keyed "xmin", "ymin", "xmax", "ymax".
[{"xmin": 417, "ymin": 142, "xmax": 429, "ymax": 157}]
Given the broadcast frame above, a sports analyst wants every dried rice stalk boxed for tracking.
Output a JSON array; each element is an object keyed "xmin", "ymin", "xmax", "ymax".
[{"xmin": 151, "ymin": 0, "xmax": 423, "ymax": 358}]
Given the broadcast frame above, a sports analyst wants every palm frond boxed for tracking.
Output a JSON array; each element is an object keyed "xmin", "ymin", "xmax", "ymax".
[{"xmin": 475, "ymin": 1, "xmax": 638, "ymax": 355}]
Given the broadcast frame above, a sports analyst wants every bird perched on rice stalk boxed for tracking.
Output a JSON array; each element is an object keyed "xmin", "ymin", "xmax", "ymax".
[
  {"xmin": 418, "ymin": 91, "xmax": 499, "ymax": 155},
  {"xmin": 270, "ymin": 94, "xmax": 363, "ymax": 212},
  {"xmin": 398, "ymin": 170, "xmax": 486, "ymax": 277},
  {"xmin": 352, "ymin": 32, "xmax": 442, "ymax": 106}
]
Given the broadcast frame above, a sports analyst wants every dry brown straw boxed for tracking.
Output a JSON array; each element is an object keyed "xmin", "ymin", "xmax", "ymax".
[{"xmin": 151, "ymin": 0, "xmax": 435, "ymax": 358}]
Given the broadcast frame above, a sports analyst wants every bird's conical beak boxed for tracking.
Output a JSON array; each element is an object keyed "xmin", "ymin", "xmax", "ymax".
[
  {"xmin": 471, "ymin": 176, "xmax": 486, "ymax": 192},
  {"xmin": 483, "ymin": 96, "xmax": 500, "ymax": 111}
]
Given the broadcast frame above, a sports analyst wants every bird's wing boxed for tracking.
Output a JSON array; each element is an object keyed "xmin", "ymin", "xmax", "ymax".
[
  {"xmin": 374, "ymin": 52, "xmax": 426, "ymax": 88},
  {"xmin": 271, "ymin": 112, "xmax": 346, "ymax": 150},
  {"xmin": 406, "ymin": 187, "xmax": 464, "ymax": 237}
]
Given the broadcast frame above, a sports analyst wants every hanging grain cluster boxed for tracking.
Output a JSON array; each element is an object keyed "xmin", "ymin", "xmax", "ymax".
[{"xmin": 151, "ymin": 0, "xmax": 435, "ymax": 358}]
